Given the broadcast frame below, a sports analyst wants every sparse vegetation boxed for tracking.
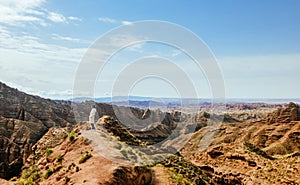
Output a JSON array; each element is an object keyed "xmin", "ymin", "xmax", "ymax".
[
  {"xmin": 44, "ymin": 169, "xmax": 53, "ymax": 179},
  {"xmin": 170, "ymin": 172, "xmax": 191, "ymax": 185},
  {"xmin": 53, "ymin": 165, "xmax": 63, "ymax": 172},
  {"xmin": 244, "ymin": 142, "xmax": 275, "ymax": 160},
  {"xmin": 64, "ymin": 176, "xmax": 70, "ymax": 183},
  {"xmin": 159, "ymin": 155, "xmax": 210, "ymax": 184},
  {"xmin": 15, "ymin": 166, "xmax": 41, "ymax": 185},
  {"xmin": 84, "ymin": 137, "xmax": 89, "ymax": 143},
  {"xmin": 68, "ymin": 162, "xmax": 76, "ymax": 170},
  {"xmin": 68, "ymin": 131, "xmax": 78, "ymax": 141},
  {"xmin": 45, "ymin": 149, "xmax": 53, "ymax": 157},
  {"xmin": 5, "ymin": 100, "xmax": 300, "ymax": 185},
  {"xmin": 156, "ymin": 163, "xmax": 163, "ymax": 167},
  {"xmin": 266, "ymin": 167, "xmax": 273, "ymax": 172},
  {"xmin": 56, "ymin": 154, "xmax": 64, "ymax": 162},
  {"xmin": 79, "ymin": 152, "xmax": 92, "ymax": 164}
]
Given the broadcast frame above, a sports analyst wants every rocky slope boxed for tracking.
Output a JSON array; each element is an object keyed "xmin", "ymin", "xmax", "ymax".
[
  {"xmin": 14, "ymin": 115, "xmax": 214, "ymax": 185},
  {"xmin": 181, "ymin": 103, "xmax": 300, "ymax": 185},
  {"xmin": 0, "ymin": 82, "xmax": 75, "ymax": 127},
  {"xmin": 0, "ymin": 82, "xmax": 188, "ymax": 181},
  {"xmin": 13, "ymin": 126, "xmax": 153, "ymax": 185},
  {"xmin": 0, "ymin": 116, "xmax": 47, "ymax": 179},
  {"xmin": 1, "ymin": 81, "xmax": 300, "ymax": 184},
  {"xmin": 0, "ymin": 82, "xmax": 78, "ymax": 179}
]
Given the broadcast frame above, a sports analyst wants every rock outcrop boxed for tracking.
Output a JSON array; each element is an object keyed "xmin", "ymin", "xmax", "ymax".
[
  {"xmin": 0, "ymin": 82, "xmax": 75, "ymax": 128},
  {"xmin": 265, "ymin": 102, "xmax": 300, "ymax": 124},
  {"xmin": 181, "ymin": 104, "xmax": 300, "ymax": 185},
  {"xmin": 0, "ymin": 82, "xmax": 78, "ymax": 179},
  {"xmin": 0, "ymin": 116, "xmax": 47, "ymax": 179},
  {"xmin": 15, "ymin": 126, "xmax": 153, "ymax": 185}
]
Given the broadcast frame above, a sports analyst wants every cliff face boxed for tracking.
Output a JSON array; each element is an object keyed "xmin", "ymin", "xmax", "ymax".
[
  {"xmin": 0, "ymin": 82, "xmax": 77, "ymax": 179},
  {"xmin": 0, "ymin": 82, "xmax": 75, "ymax": 128},
  {"xmin": 0, "ymin": 116, "xmax": 47, "ymax": 179}
]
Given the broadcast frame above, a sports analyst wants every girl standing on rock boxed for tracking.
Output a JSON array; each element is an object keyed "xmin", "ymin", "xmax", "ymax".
[{"xmin": 89, "ymin": 105, "xmax": 97, "ymax": 129}]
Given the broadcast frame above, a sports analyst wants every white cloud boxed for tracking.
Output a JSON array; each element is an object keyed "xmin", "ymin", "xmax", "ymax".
[
  {"xmin": 0, "ymin": 0, "xmax": 46, "ymax": 26},
  {"xmin": 52, "ymin": 33, "xmax": 80, "ymax": 42},
  {"xmin": 0, "ymin": 27, "xmax": 86, "ymax": 61},
  {"xmin": 5, "ymin": 82, "xmax": 73, "ymax": 99},
  {"xmin": 98, "ymin": 17, "xmax": 133, "ymax": 26},
  {"xmin": 121, "ymin": 21, "xmax": 133, "ymax": 26},
  {"xmin": 51, "ymin": 33, "xmax": 90, "ymax": 44},
  {"xmin": 68, "ymin": 16, "xmax": 82, "ymax": 21},
  {"xmin": 0, "ymin": 0, "xmax": 81, "ymax": 26},
  {"xmin": 47, "ymin": 12, "xmax": 81, "ymax": 23},
  {"xmin": 98, "ymin": 17, "xmax": 117, "ymax": 23},
  {"xmin": 0, "ymin": 1, "xmax": 85, "ymax": 99},
  {"xmin": 0, "ymin": 26, "xmax": 88, "ymax": 99},
  {"xmin": 47, "ymin": 12, "xmax": 66, "ymax": 23}
]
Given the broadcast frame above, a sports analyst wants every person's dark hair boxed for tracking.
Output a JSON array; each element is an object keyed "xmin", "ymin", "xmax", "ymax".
[{"xmin": 92, "ymin": 105, "xmax": 96, "ymax": 108}]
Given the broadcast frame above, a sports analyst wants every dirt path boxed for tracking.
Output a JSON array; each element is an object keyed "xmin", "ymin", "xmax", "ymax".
[{"xmin": 151, "ymin": 166, "xmax": 175, "ymax": 185}]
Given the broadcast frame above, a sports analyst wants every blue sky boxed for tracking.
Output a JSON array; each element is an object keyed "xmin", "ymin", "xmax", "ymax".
[{"xmin": 0, "ymin": 0, "xmax": 300, "ymax": 99}]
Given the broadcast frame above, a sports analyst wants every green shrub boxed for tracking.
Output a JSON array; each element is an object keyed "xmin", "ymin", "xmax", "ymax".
[
  {"xmin": 266, "ymin": 167, "xmax": 273, "ymax": 172},
  {"xmin": 156, "ymin": 163, "xmax": 163, "ymax": 167},
  {"xmin": 16, "ymin": 166, "xmax": 41, "ymax": 184},
  {"xmin": 45, "ymin": 149, "xmax": 53, "ymax": 157},
  {"xmin": 68, "ymin": 131, "xmax": 77, "ymax": 141},
  {"xmin": 44, "ymin": 169, "xmax": 53, "ymax": 179},
  {"xmin": 76, "ymin": 166, "xmax": 80, "ymax": 172},
  {"xmin": 53, "ymin": 165, "xmax": 63, "ymax": 172},
  {"xmin": 56, "ymin": 154, "xmax": 64, "ymax": 162},
  {"xmin": 79, "ymin": 152, "xmax": 92, "ymax": 164},
  {"xmin": 170, "ymin": 172, "xmax": 191, "ymax": 185},
  {"xmin": 64, "ymin": 176, "xmax": 70, "ymax": 183},
  {"xmin": 15, "ymin": 179, "xmax": 34, "ymax": 185},
  {"xmin": 68, "ymin": 163, "xmax": 76, "ymax": 170}
]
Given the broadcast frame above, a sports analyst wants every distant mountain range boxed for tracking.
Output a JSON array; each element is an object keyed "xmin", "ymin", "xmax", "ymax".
[{"xmin": 70, "ymin": 96, "xmax": 300, "ymax": 107}]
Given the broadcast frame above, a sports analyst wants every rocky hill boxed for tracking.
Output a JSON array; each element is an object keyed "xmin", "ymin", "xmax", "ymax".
[
  {"xmin": 0, "ymin": 116, "xmax": 47, "ymax": 179},
  {"xmin": 181, "ymin": 103, "xmax": 300, "ymax": 185},
  {"xmin": 1, "ymin": 81, "xmax": 300, "ymax": 184},
  {"xmin": 0, "ymin": 82, "xmax": 77, "ymax": 179},
  {"xmin": 0, "ymin": 82, "xmax": 76, "ymax": 127},
  {"xmin": 0, "ymin": 82, "xmax": 188, "ymax": 182},
  {"xmin": 11, "ymin": 116, "xmax": 213, "ymax": 185},
  {"xmin": 13, "ymin": 126, "xmax": 153, "ymax": 185},
  {"xmin": 264, "ymin": 102, "xmax": 300, "ymax": 124}
]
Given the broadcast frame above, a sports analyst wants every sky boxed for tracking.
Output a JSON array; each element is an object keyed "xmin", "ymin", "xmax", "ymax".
[{"xmin": 0, "ymin": 0, "xmax": 300, "ymax": 99}]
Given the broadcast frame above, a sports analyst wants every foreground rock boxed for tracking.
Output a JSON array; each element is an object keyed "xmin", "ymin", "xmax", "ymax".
[{"xmin": 15, "ymin": 126, "xmax": 153, "ymax": 185}]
